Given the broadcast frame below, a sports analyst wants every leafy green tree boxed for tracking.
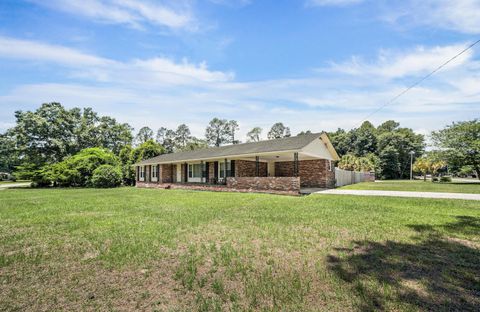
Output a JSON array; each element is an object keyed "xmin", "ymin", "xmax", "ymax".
[
  {"xmin": 131, "ymin": 140, "xmax": 164, "ymax": 163},
  {"xmin": 378, "ymin": 145, "xmax": 401, "ymax": 179},
  {"xmin": 91, "ymin": 165, "xmax": 123, "ymax": 188},
  {"xmin": 227, "ymin": 120, "xmax": 240, "ymax": 144},
  {"xmin": 0, "ymin": 130, "xmax": 19, "ymax": 173},
  {"xmin": 205, "ymin": 118, "xmax": 230, "ymax": 146},
  {"xmin": 351, "ymin": 121, "xmax": 377, "ymax": 156},
  {"xmin": 377, "ymin": 120, "xmax": 400, "ymax": 133},
  {"xmin": 246, "ymin": 127, "xmax": 262, "ymax": 142},
  {"xmin": 328, "ymin": 128, "xmax": 352, "ymax": 156},
  {"xmin": 13, "ymin": 102, "xmax": 79, "ymax": 166},
  {"xmin": 135, "ymin": 127, "xmax": 154, "ymax": 145},
  {"xmin": 180, "ymin": 137, "xmax": 208, "ymax": 151},
  {"xmin": 37, "ymin": 148, "xmax": 120, "ymax": 187},
  {"xmin": 156, "ymin": 127, "xmax": 167, "ymax": 144},
  {"xmin": 432, "ymin": 119, "xmax": 480, "ymax": 180},
  {"xmin": 267, "ymin": 122, "xmax": 291, "ymax": 140},
  {"xmin": 163, "ymin": 129, "xmax": 177, "ymax": 153},
  {"xmin": 297, "ymin": 130, "xmax": 312, "ymax": 135},
  {"xmin": 175, "ymin": 124, "xmax": 192, "ymax": 149}
]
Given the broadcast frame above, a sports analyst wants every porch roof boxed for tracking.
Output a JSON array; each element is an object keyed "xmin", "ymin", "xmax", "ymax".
[{"xmin": 135, "ymin": 132, "xmax": 338, "ymax": 165}]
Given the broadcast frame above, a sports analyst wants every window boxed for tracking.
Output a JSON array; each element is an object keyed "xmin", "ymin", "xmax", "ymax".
[
  {"xmin": 219, "ymin": 161, "xmax": 231, "ymax": 178},
  {"xmin": 140, "ymin": 166, "xmax": 144, "ymax": 178},
  {"xmin": 152, "ymin": 165, "xmax": 157, "ymax": 178},
  {"xmin": 188, "ymin": 164, "xmax": 202, "ymax": 178}
]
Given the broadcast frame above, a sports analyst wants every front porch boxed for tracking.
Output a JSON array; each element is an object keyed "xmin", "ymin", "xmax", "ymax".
[{"xmin": 135, "ymin": 150, "xmax": 335, "ymax": 194}]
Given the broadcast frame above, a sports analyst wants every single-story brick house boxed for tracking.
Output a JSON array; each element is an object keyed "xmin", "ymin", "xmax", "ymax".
[{"xmin": 134, "ymin": 132, "xmax": 339, "ymax": 194}]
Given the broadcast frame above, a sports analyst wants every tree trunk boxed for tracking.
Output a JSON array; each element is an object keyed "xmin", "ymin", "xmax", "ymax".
[{"xmin": 423, "ymin": 173, "xmax": 427, "ymax": 181}]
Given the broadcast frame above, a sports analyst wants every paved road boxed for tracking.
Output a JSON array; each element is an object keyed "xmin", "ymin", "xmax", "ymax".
[
  {"xmin": 315, "ymin": 189, "xmax": 480, "ymax": 201},
  {"xmin": 0, "ymin": 182, "xmax": 31, "ymax": 189}
]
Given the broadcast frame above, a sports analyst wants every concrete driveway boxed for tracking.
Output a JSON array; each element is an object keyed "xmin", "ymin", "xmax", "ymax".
[
  {"xmin": 315, "ymin": 189, "xmax": 480, "ymax": 201},
  {"xmin": 0, "ymin": 182, "xmax": 31, "ymax": 189}
]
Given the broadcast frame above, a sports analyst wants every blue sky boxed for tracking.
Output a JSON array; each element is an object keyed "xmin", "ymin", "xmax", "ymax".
[{"xmin": 0, "ymin": 0, "xmax": 479, "ymax": 140}]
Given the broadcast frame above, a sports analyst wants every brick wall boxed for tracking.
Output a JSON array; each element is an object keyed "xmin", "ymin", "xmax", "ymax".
[
  {"xmin": 160, "ymin": 164, "xmax": 173, "ymax": 183},
  {"xmin": 275, "ymin": 159, "xmax": 335, "ymax": 188},
  {"xmin": 227, "ymin": 177, "xmax": 300, "ymax": 192},
  {"xmin": 235, "ymin": 160, "xmax": 267, "ymax": 177}
]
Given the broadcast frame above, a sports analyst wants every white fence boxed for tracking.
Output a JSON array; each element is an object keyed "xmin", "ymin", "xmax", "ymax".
[{"xmin": 335, "ymin": 168, "xmax": 375, "ymax": 187}]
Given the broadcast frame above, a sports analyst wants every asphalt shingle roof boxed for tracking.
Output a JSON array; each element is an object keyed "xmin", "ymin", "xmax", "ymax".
[{"xmin": 135, "ymin": 132, "xmax": 322, "ymax": 165}]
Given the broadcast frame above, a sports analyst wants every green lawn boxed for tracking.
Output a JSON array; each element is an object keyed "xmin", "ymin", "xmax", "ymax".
[
  {"xmin": 340, "ymin": 180, "xmax": 480, "ymax": 194},
  {"xmin": 1, "ymin": 188, "xmax": 479, "ymax": 311}
]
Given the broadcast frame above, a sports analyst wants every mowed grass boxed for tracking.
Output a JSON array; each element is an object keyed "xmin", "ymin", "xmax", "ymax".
[
  {"xmin": 340, "ymin": 179, "xmax": 480, "ymax": 194},
  {"xmin": 0, "ymin": 188, "xmax": 479, "ymax": 311}
]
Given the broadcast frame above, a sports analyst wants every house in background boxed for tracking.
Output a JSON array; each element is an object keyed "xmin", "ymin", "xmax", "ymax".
[{"xmin": 134, "ymin": 132, "xmax": 340, "ymax": 194}]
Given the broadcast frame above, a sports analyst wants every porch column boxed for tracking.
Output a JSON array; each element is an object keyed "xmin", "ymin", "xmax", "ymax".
[
  {"xmin": 201, "ymin": 160, "xmax": 204, "ymax": 183},
  {"xmin": 184, "ymin": 162, "xmax": 188, "ymax": 183},
  {"xmin": 255, "ymin": 156, "xmax": 260, "ymax": 177},
  {"xmin": 224, "ymin": 158, "xmax": 227, "ymax": 179},
  {"xmin": 293, "ymin": 152, "xmax": 299, "ymax": 177},
  {"xmin": 149, "ymin": 165, "xmax": 152, "ymax": 182},
  {"xmin": 157, "ymin": 164, "xmax": 160, "ymax": 184},
  {"xmin": 144, "ymin": 165, "xmax": 147, "ymax": 182}
]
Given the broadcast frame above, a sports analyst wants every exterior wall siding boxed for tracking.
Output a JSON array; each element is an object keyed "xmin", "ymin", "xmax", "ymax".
[
  {"xmin": 235, "ymin": 160, "xmax": 267, "ymax": 177},
  {"xmin": 275, "ymin": 159, "xmax": 334, "ymax": 188},
  {"xmin": 160, "ymin": 164, "xmax": 173, "ymax": 183}
]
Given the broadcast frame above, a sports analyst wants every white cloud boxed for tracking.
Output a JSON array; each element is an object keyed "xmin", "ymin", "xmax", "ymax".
[
  {"xmin": 306, "ymin": 0, "xmax": 363, "ymax": 7},
  {"xmin": 0, "ymin": 36, "xmax": 232, "ymax": 85},
  {"xmin": 383, "ymin": 0, "xmax": 480, "ymax": 34},
  {"xmin": 327, "ymin": 44, "xmax": 474, "ymax": 79},
  {"xmin": 31, "ymin": 0, "xmax": 195, "ymax": 31},
  {"xmin": 0, "ymin": 37, "xmax": 478, "ymax": 138},
  {"xmin": 0, "ymin": 36, "xmax": 112, "ymax": 67}
]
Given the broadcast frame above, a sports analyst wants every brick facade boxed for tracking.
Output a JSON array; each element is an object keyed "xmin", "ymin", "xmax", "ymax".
[
  {"xmin": 227, "ymin": 177, "xmax": 300, "ymax": 193},
  {"xmin": 235, "ymin": 160, "xmax": 267, "ymax": 177},
  {"xmin": 136, "ymin": 181, "xmax": 300, "ymax": 196},
  {"xmin": 275, "ymin": 159, "xmax": 334, "ymax": 188},
  {"xmin": 160, "ymin": 164, "xmax": 173, "ymax": 183}
]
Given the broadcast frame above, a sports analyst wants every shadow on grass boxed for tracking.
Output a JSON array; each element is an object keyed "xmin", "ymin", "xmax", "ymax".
[{"xmin": 327, "ymin": 216, "xmax": 480, "ymax": 311}]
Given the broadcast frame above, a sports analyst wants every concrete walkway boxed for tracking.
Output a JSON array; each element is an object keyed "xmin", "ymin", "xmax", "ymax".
[
  {"xmin": 0, "ymin": 182, "xmax": 31, "ymax": 189},
  {"xmin": 315, "ymin": 189, "xmax": 480, "ymax": 201}
]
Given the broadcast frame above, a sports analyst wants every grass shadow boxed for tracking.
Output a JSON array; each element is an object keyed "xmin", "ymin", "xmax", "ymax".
[{"xmin": 327, "ymin": 216, "xmax": 480, "ymax": 311}]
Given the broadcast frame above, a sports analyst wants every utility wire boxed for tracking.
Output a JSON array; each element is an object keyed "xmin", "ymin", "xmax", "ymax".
[{"xmin": 355, "ymin": 38, "xmax": 480, "ymax": 128}]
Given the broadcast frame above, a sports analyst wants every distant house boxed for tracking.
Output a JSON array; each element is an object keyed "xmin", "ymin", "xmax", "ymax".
[{"xmin": 133, "ymin": 132, "xmax": 340, "ymax": 194}]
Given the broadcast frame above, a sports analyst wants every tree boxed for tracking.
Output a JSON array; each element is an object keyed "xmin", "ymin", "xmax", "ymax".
[
  {"xmin": 298, "ymin": 130, "xmax": 312, "ymax": 135},
  {"xmin": 351, "ymin": 121, "xmax": 377, "ymax": 156},
  {"xmin": 377, "ymin": 120, "xmax": 400, "ymax": 133},
  {"xmin": 267, "ymin": 122, "xmax": 291, "ymax": 140},
  {"xmin": 338, "ymin": 154, "xmax": 375, "ymax": 172},
  {"xmin": 175, "ymin": 124, "xmax": 192, "ymax": 149},
  {"xmin": 181, "ymin": 137, "xmax": 208, "ymax": 151},
  {"xmin": 135, "ymin": 127, "xmax": 154, "ymax": 145},
  {"xmin": 378, "ymin": 145, "xmax": 401, "ymax": 179},
  {"xmin": 328, "ymin": 128, "xmax": 352, "ymax": 156},
  {"xmin": 205, "ymin": 118, "xmax": 230, "ymax": 146},
  {"xmin": 163, "ymin": 129, "xmax": 177, "ymax": 153},
  {"xmin": 246, "ymin": 127, "xmax": 262, "ymax": 142},
  {"xmin": 156, "ymin": 127, "xmax": 167, "ymax": 144},
  {"xmin": 432, "ymin": 120, "xmax": 480, "ymax": 180},
  {"xmin": 131, "ymin": 140, "xmax": 165, "ymax": 163},
  {"xmin": 413, "ymin": 157, "xmax": 431, "ymax": 181},
  {"xmin": 227, "ymin": 120, "xmax": 240, "ymax": 144}
]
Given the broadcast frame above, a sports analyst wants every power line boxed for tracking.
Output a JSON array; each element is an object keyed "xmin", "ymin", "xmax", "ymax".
[{"xmin": 355, "ymin": 38, "xmax": 480, "ymax": 128}]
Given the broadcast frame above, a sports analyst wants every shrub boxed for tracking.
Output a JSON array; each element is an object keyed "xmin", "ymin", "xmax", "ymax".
[
  {"xmin": 91, "ymin": 165, "xmax": 122, "ymax": 188},
  {"xmin": 439, "ymin": 176, "xmax": 452, "ymax": 183}
]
